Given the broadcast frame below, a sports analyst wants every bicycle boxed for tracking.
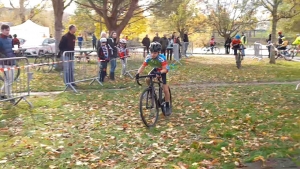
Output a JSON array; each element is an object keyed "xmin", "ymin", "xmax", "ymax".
[
  {"xmin": 289, "ymin": 45, "xmax": 299, "ymax": 57},
  {"xmin": 34, "ymin": 53, "xmax": 55, "ymax": 73},
  {"xmin": 235, "ymin": 48, "xmax": 243, "ymax": 69},
  {"xmin": 201, "ymin": 46, "xmax": 220, "ymax": 54},
  {"xmin": 271, "ymin": 44, "xmax": 295, "ymax": 61},
  {"xmin": 136, "ymin": 71, "xmax": 172, "ymax": 127}
]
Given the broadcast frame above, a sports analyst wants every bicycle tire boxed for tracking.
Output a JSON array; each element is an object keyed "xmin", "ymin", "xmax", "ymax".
[
  {"xmin": 161, "ymin": 87, "xmax": 172, "ymax": 116},
  {"xmin": 42, "ymin": 57, "xmax": 54, "ymax": 73},
  {"xmin": 34, "ymin": 57, "xmax": 43, "ymax": 71},
  {"xmin": 237, "ymin": 52, "xmax": 241, "ymax": 69},
  {"xmin": 0, "ymin": 64, "xmax": 20, "ymax": 81},
  {"xmin": 214, "ymin": 47, "xmax": 220, "ymax": 54},
  {"xmin": 201, "ymin": 47, "xmax": 208, "ymax": 54},
  {"xmin": 139, "ymin": 88, "xmax": 159, "ymax": 127}
]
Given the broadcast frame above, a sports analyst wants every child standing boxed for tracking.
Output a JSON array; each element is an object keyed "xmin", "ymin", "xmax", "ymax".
[
  {"xmin": 118, "ymin": 39, "xmax": 129, "ymax": 78},
  {"xmin": 97, "ymin": 38, "xmax": 112, "ymax": 82}
]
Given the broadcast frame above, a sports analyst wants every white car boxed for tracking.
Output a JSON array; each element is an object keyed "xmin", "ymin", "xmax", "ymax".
[{"xmin": 21, "ymin": 38, "xmax": 56, "ymax": 57}]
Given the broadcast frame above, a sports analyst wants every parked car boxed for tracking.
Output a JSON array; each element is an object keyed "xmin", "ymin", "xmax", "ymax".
[{"xmin": 21, "ymin": 38, "xmax": 56, "ymax": 57}]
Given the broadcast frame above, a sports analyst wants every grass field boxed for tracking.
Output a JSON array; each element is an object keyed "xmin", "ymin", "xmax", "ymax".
[{"xmin": 0, "ymin": 56, "xmax": 299, "ymax": 168}]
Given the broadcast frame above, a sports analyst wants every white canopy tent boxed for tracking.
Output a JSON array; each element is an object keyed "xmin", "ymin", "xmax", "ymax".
[{"xmin": 10, "ymin": 20, "xmax": 50, "ymax": 40}]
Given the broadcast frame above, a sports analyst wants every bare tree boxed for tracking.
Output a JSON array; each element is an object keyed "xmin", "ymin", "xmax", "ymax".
[
  {"xmin": 260, "ymin": 0, "xmax": 300, "ymax": 64},
  {"xmin": 207, "ymin": 0, "xmax": 258, "ymax": 40},
  {"xmin": 9, "ymin": 0, "xmax": 48, "ymax": 23},
  {"xmin": 51, "ymin": 0, "xmax": 73, "ymax": 53}
]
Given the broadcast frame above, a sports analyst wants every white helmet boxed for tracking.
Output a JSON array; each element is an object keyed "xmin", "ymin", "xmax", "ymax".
[
  {"xmin": 120, "ymin": 39, "xmax": 127, "ymax": 44},
  {"xmin": 100, "ymin": 38, "xmax": 107, "ymax": 43}
]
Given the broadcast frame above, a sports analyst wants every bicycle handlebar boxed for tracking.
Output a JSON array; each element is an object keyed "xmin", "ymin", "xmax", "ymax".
[{"xmin": 136, "ymin": 74, "xmax": 162, "ymax": 86}]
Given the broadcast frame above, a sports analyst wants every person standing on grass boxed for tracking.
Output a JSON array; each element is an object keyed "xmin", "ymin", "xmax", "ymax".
[
  {"xmin": 12, "ymin": 34, "xmax": 20, "ymax": 48},
  {"xmin": 183, "ymin": 31, "xmax": 189, "ymax": 57},
  {"xmin": 142, "ymin": 34, "xmax": 150, "ymax": 54},
  {"xmin": 241, "ymin": 32, "xmax": 247, "ymax": 56},
  {"xmin": 152, "ymin": 32, "xmax": 160, "ymax": 42},
  {"xmin": 160, "ymin": 34, "xmax": 168, "ymax": 56},
  {"xmin": 266, "ymin": 34, "xmax": 271, "ymax": 58},
  {"xmin": 58, "ymin": 25, "xmax": 77, "ymax": 87},
  {"xmin": 225, "ymin": 37, "xmax": 231, "ymax": 54},
  {"xmin": 0, "ymin": 24, "xmax": 17, "ymax": 102},
  {"xmin": 166, "ymin": 34, "xmax": 173, "ymax": 60},
  {"xmin": 97, "ymin": 38, "xmax": 112, "ymax": 83},
  {"xmin": 92, "ymin": 33, "xmax": 97, "ymax": 50},
  {"xmin": 107, "ymin": 31, "xmax": 118, "ymax": 81},
  {"xmin": 77, "ymin": 33, "xmax": 83, "ymax": 50}
]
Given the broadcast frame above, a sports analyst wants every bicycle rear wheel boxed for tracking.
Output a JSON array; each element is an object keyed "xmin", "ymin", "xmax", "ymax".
[
  {"xmin": 42, "ymin": 57, "xmax": 54, "ymax": 73},
  {"xmin": 140, "ymin": 88, "xmax": 159, "ymax": 127},
  {"xmin": 34, "ymin": 57, "xmax": 43, "ymax": 71},
  {"xmin": 214, "ymin": 47, "xmax": 220, "ymax": 54}
]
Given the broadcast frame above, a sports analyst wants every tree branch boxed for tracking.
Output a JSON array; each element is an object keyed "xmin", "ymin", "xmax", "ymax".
[
  {"xmin": 9, "ymin": 0, "xmax": 15, "ymax": 8},
  {"xmin": 64, "ymin": 0, "xmax": 74, "ymax": 9}
]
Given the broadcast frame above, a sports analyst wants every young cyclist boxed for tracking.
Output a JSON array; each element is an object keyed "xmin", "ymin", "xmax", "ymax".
[
  {"xmin": 292, "ymin": 34, "xmax": 300, "ymax": 48},
  {"xmin": 118, "ymin": 39, "xmax": 129, "ymax": 78},
  {"xmin": 231, "ymin": 35, "xmax": 242, "ymax": 62},
  {"xmin": 209, "ymin": 37, "xmax": 216, "ymax": 54},
  {"xmin": 97, "ymin": 38, "xmax": 112, "ymax": 82},
  {"xmin": 135, "ymin": 42, "xmax": 171, "ymax": 116}
]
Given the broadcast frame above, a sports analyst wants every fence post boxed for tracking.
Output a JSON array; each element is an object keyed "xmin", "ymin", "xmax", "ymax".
[{"xmin": 172, "ymin": 44, "xmax": 182, "ymax": 65}]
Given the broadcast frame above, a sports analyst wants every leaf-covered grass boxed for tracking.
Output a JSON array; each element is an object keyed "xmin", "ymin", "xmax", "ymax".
[
  {"xmin": 0, "ymin": 84, "xmax": 299, "ymax": 168},
  {"xmin": 28, "ymin": 57, "xmax": 300, "ymax": 92}
]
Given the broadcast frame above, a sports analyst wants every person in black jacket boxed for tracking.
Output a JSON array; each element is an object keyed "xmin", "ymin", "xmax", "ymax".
[
  {"xmin": 183, "ymin": 31, "xmax": 189, "ymax": 57},
  {"xmin": 266, "ymin": 34, "xmax": 271, "ymax": 58},
  {"xmin": 225, "ymin": 37, "xmax": 232, "ymax": 54},
  {"xmin": 142, "ymin": 35, "xmax": 150, "ymax": 54},
  {"xmin": 97, "ymin": 38, "xmax": 112, "ymax": 82},
  {"xmin": 160, "ymin": 34, "xmax": 169, "ymax": 56},
  {"xmin": 58, "ymin": 25, "xmax": 77, "ymax": 86},
  {"xmin": 107, "ymin": 31, "xmax": 118, "ymax": 80},
  {"xmin": 152, "ymin": 32, "xmax": 160, "ymax": 42}
]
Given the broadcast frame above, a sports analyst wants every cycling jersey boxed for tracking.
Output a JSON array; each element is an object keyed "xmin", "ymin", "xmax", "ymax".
[
  {"xmin": 231, "ymin": 39, "xmax": 241, "ymax": 47},
  {"xmin": 292, "ymin": 37, "xmax": 300, "ymax": 45},
  {"xmin": 143, "ymin": 54, "xmax": 170, "ymax": 71}
]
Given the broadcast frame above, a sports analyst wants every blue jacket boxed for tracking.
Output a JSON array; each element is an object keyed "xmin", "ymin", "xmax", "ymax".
[{"xmin": 0, "ymin": 34, "xmax": 15, "ymax": 65}]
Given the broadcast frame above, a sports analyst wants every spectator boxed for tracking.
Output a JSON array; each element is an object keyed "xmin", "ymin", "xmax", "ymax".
[
  {"xmin": 166, "ymin": 34, "xmax": 173, "ymax": 60},
  {"xmin": 97, "ymin": 32, "xmax": 107, "ymax": 50},
  {"xmin": 97, "ymin": 38, "xmax": 112, "ymax": 82},
  {"xmin": 92, "ymin": 33, "xmax": 97, "ymax": 50},
  {"xmin": 118, "ymin": 39, "xmax": 129, "ymax": 78},
  {"xmin": 125, "ymin": 36, "xmax": 129, "ymax": 41},
  {"xmin": 77, "ymin": 33, "xmax": 83, "ymax": 50},
  {"xmin": 241, "ymin": 32, "xmax": 247, "ymax": 56},
  {"xmin": 225, "ymin": 37, "xmax": 231, "ymax": 54},
  {"xmin": 107, "ymin": 31, "xmax": 118, "ymax": 81},
  {"xmin": 160, "ymin": 34, "xmax": 168, "ymax": 56},
  {"xmin": 173, "ymin": 33, "xmax": 182, "ymax": 58},
  {"xmin": 8, "ymin": 35, "xmax": 12, "ymax": 38},
  {"xmin": 142, "ymin": 35, "xmax": 150, "ymax": 54},
  {"xmin": 12, "ymin": 34, "xmax": 20, "ymax": 48},
  {"xmin": 183, "ymin": 31, "xmax": 189, "ymax": 57},
  {"xmin": 266, "ymin": 34, "xmax": 271, "ymax": 58},
  {"xmin": 58, "ymin": 25, "xmax": 77, "ymax": 87},
  {"xmin": 172, "ymin": 32, "xmax": 176, "ymax": 39},
  {"xmin": 152, "ymin": 32, "xmax": 160, "ymax": 42},
  {"xmin": 0, "ymin": 24, "xmax": 16, "ymax": 102},
  {"xmin": 50, "ymin": 34, "xmax": 53, "ymax": 38},
  {"xmin": 278, "ymin": 31, "xmax": 284, "ymax": 45}
]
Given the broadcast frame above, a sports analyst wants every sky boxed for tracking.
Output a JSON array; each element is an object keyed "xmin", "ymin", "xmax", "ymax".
[{"xmin": 1, "ymin": 0, "xmax": 77, "ymax": 14}]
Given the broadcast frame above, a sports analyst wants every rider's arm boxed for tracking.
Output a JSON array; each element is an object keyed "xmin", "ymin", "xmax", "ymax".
[
  {"xmin": 137, "ymin": 64, "xmax": 146, "ymax": 74},
  {"xmin": 160, "ymin": 65, "xmax": 168, "ymax": 74}
]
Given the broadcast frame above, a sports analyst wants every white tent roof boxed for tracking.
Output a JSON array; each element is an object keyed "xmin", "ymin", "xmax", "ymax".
[{"xmin": 10, "ymin": 20, "xmax": 50, "ymax": 40}]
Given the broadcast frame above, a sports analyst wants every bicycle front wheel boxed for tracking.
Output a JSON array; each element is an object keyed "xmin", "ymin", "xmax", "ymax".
[
  {"xmin": 42, "ymin": 57, "xmax": 54, "ymax": 73},
  {"xmin": 140, "ymin": 88, "xmax": 159, "ymax": 127},
  {"xmin": 236, "ymin": 53, "xmax": 241, "ymax": 69},
  {"xmin": 214, "ymin": 47, "xmax": 220, "ymax": 54}
]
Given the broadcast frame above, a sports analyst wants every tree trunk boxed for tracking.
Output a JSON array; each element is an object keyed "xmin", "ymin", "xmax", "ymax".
[
  {"xmin": 270, "ymin": 13, "xmax": 277, "ymax": 64},
  {"xmin": 19, "ymin": 0, "xmax": 26, "ymax": 23},
  {"xmin": 52, "ymin": 0, "xmax": 65, "ymax": 71}
]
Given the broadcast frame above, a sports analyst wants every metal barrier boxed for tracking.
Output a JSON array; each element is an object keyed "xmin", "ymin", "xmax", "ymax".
[
  {"xmin": 253, "ymin": 42, "xmax": 270, "ymax": 60},
  {"xmin": 62, "ymin": 51, "xmax": 102, "ymax": 93},
  {"xmin": 122, "ymin": 46, "xmax": 146, "ymax": 78},
  {"xmin": 0, "ymin": 57, "xmax": 33, "ymax": 107},
  {"xmin": 182, "ymin": 42, "xmax": 193, "ymax": 57},
  {"xmin": 172, "ymin": 44, "xmax": 182, "ymax": 65}
]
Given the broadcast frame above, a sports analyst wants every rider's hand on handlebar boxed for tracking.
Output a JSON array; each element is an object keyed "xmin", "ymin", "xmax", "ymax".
[
  {"xmin": 135, "ymin": 73, "xmax": 139, "ymax": 80},
  {"xmin": 154, "ymin": 71, "xmax": 161, "ymax": 77}
]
